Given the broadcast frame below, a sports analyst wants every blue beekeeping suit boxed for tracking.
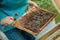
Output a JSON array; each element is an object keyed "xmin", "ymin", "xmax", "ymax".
[
  {"xmin": 0, "ymin": 0, "xmax": 35, "ymax": 40},
  {"xmin": 0, "ymin": 0, "xmax": 28, "ymax": 32}
]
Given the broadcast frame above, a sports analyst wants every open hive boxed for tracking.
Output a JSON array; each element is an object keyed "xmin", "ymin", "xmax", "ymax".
[
  {"xmin": 12, "ymin": 7, "xmax": 55, "ymax": 35},
  {"xmin": 46, "ymin": 29, "xmax": 60, "ymax": 40},
  {"xmin": 39, "ymin": 23, "xmax": 60, "ymax": 40}
]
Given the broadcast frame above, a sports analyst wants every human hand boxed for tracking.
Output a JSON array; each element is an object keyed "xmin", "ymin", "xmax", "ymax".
[
  {"xmin": 28, "ymin": 0, "xmax": 38, "ymax": 8},
  {"xmin": 1, "ymin": 16, "xmax": 14, "ymax": 25}
]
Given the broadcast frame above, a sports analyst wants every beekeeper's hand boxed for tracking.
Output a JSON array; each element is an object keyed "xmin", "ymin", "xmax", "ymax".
[
  {"xmin": 1, "ymin": 16, "xmax": 14, "ymax": 25},
  {"xmin": 28, "ymin": 0, "xmax": 38, "ymax": 8}
]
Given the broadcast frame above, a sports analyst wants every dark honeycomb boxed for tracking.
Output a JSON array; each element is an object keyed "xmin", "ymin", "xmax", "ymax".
[{"xmin": 15, "ymin": 7, "xmax": 55, "ymax": 34}]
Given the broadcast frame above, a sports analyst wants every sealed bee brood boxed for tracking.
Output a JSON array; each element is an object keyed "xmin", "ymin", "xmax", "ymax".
[
  {"xmin": 39, "ymin": 23, "xmax": 60, "ymax": 40},
  {"xmin": 12, "ymin": 7, "xmax": 55, "ymax": 35}
]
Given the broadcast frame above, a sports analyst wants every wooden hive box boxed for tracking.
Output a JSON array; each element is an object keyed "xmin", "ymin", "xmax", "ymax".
[{"xmin": 39, "ymin": 23, "xmax": 60, "ymax": 40}]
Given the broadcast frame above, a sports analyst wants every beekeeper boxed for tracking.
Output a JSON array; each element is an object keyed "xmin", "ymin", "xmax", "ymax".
[{"xmin": 0, "ymin": 0, "xmax": 36, "ymax": 40}]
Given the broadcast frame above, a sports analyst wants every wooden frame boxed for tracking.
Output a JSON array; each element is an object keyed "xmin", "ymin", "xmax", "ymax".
[{"xmin": 12, "ymin": 7, "xmax": 55, "ymax": 35}]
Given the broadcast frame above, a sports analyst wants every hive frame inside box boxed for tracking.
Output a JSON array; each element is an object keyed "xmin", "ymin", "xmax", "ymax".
[
  {"xmin": 39, "ymin": 23, "xmax": 60, "ymax": 40},
  {"xmin": 52, "ymin": 0, "xmax": 60, "ymax": 13},
  {"xmin": 12, "ymin": 7, "xmax": 55, "ymax": 36}
]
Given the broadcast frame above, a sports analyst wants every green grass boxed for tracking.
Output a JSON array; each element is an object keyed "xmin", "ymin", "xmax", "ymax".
[{"xmin": 32, "ymin": 0, "xmax": 60, "ymax": 23}]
